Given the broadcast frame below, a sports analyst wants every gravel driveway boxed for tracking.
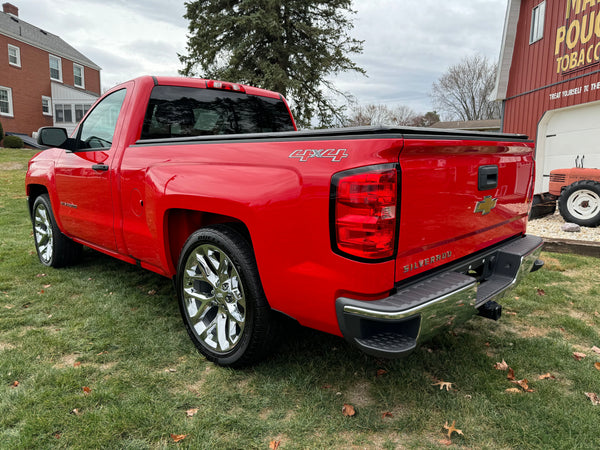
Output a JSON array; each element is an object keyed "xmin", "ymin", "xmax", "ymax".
[{"xmin": 527, "ymin": 210, "xmax": 600, "ymax": 242}]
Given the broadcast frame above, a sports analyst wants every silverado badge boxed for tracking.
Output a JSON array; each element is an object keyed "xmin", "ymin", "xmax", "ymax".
[{"xmin": 474, "ymin": 196, "xmax": 497, "ymax": 215}]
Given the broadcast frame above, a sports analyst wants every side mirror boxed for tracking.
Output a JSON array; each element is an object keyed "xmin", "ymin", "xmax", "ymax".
[{"xmin": 37, "ymin": 127, "xmax": 69, "ymax": 148}]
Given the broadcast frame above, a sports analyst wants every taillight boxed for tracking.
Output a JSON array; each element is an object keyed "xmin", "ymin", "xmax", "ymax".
[{"xmin": 331, "ymin": 164, "xmax": 398, "ymax": 261}]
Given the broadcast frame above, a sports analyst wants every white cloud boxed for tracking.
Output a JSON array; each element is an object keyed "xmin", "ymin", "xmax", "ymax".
[{"xmin": 13, "ymin": 0, "xmax": 507, "ymax": 114}]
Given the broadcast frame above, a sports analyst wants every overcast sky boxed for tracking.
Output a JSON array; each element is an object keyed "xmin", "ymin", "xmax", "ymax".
[{"xmin": 14, "ymin": 0, "xmax": 507, "ymax": 117}]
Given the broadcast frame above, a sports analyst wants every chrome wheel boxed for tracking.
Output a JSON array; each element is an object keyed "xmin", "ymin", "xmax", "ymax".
[
  {"xmin": 34, "ymin": 201, "xmax": 54, "ymax": 264},
  {"xmin": 182, "ymin": 244, "xmax": 246, "ymax": 354},
  {"xmin": 566, "ymin": 189, "xmax": 600, "ymax": 221}
]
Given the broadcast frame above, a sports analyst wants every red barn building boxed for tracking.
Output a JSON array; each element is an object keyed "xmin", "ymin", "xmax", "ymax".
[
  {"xmin": 494, "ymin": 0, "xmax": 600, "ymax": 209},
  {"xmin": 0, "ymin": 3, "xmax": 101, "ymax": 140}
]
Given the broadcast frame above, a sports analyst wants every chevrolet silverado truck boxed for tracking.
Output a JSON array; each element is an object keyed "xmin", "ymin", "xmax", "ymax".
[{"xmin": 26, "ymin": 76, "xmax": 543, "ymax": 367}]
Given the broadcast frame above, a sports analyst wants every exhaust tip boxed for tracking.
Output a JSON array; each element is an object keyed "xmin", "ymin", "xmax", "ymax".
[{"xmin": 530, "ymin": 259, "xmax": 544, "ymax": 273}]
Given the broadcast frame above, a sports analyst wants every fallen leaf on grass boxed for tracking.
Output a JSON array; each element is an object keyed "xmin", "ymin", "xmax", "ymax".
[
  {"xmin": 171, "ymin": 434, "xmax": 187, "ymax": 443},
  {"xmin": 573, "ymin": 352, "xmax": 586, "ymax": 361},
  {"xmin": 511, "ymin": 379, "xmax": 534, "ymax": 392},
  {"xmin": 269, "ymin": 440, "xmax": 281, "ymax": 449},
  {"xmin": 96, "ymin": 351, "xmax": 108, "ymax": 356},
  {"xmin": 186, "ymin": 408, "xmax": 198, "ymax": 417},
  {"xmin": 591, "ymin": 346, "xmax": 600, "ymax": 355},
  {"xmin": 443, "ymin": 421, "xmax": 463, "ymax": 439},
  {"xmin": 82, "ymin": 386, "xmax": 91, "ymax": 395},
  {"xmin": 73, "ymin": 361, "xmax": 81, "ymax": 368},
  {"xmin": 342, "ymin": 404, "xmax": 356, "ymax": 417},
  {"xmin": 382, "ymin": 411, "xmax": 394, "ymax": 418},
  {"xmin": 505, "ymin": 388, "xmax": 522, "ymax": 394},
  {"xmin": 11, "ymin": 381, "xmax": 19, "ymax": 388},
  {"xmin": 43, "ymin": 284, "xmax": 51, "ymax": 289},
  {"xmin": 148, "ymin": 289, "xmax": 157, "ymax": 295},
  {"xmin": 585, "ymin": 392, "xmax": 599, "ymax": 405},
  {"xmin": 432, "ymin": 381, "xmax": 454, "ymax": 391},
  {"xmin": 594, "ymin": 362, "xmax": 600, "ymax": 371},
  {"xmin": 538, "ymin": 373, "xmax": 556, "ymax": 380},
  {"xmin": 71, "ymin": 409, "xmax": 81, "ymax": 416},
  {"xmin": 507, "ymin": 368, "xmax": 515, "ymax": 380},
  {"xmin": 439, "ymin": 438, "xmax": 453, "ymax": 446},
  {"xmin": 494, "ymin": 360, "xmax": 509, "ymax": 371},
  {"xmin": 505, "ymin": 311, "xmax": 517, "ymax": 316},
  {"xmin": 376, "ymin": 369, "xmax": 388, "ymax": 377},
  {"xmin": 536, "ymin": 288, "xmax": 546, "ymax": 296},
  {"xmin": 36, "ymin": 273, "xmax": 46, "ymax": 278}
]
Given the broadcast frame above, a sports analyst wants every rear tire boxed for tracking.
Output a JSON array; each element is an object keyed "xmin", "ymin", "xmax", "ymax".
[
  {"xmin": 32, "ymin": 194, "xmax": 82, "ymax": 267},
  {"xmin": 558, "ymin": 180, "xmax": 600, "ymax": 227},
  {"xmin": 176, "ymin": 225, "xmax": 275, "ymax": 367}
]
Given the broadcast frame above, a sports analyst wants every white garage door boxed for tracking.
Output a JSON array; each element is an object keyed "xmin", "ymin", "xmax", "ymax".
[{"xmin": 535, "ymin": 100, "xmax": 600, "ymax": 194}]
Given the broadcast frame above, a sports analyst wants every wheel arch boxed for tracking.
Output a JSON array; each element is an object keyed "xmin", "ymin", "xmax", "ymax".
[
  {"xmin": 164, "ymin": 208, "xmax": 253, "ymax": 276},
  {"xmin": 26, "ymin": 184, "xmax": 49, "ymax": 217}
]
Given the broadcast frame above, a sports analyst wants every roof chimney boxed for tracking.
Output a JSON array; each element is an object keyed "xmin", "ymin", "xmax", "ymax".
[{"xmin": 2, "ymin": 3, "xmax": 19, "ymax": 17}]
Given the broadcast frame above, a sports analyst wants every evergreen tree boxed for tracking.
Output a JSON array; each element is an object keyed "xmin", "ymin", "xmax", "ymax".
[{"xmin": 179, "ymin": 0, "xmax": 365, "ymax": 128}]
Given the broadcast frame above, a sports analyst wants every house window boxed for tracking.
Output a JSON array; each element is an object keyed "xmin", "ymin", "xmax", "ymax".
[
  {"xmin": 8, "ymin": 44, "xmax": 20, "ymax": 67},
  {"xmin": 73, "ymin": 64, "xmax": 85, "ymax": 89},
  {"xmin": 49, "ymin": 54, "xmax": 62, "ymax": 81},
  {"xmin": 0, "ymin": 86, "xmax": 13, "ymax": 117},
  {"xmin": 54, "ymin": 104, "xmax": 72, "ymax": 123},
  {"xmin": 42, "ymin": 96, "xmax": 52, "ymax": 116},
  {"xmin": 530, "ymin": 1, "xmax": 545, "ymax": 44},
  {"xmin": 74, "ymin": 103, "xmax": 92, "ymax": 122}
]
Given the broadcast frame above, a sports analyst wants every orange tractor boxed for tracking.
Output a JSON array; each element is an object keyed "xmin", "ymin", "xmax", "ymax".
[{"xmin": 549, "ymin": 168, "xmax": 600, "ymax": 227}]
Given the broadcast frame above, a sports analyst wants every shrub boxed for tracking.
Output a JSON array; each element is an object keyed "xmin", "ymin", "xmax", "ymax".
[{"xmin": 3, "ymin": 135, "xmax": 24, "ymax": 149}]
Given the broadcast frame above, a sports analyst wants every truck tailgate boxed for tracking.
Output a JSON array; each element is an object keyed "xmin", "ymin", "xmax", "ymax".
[{"xmin": 395, "ymin": 137, "xmax": 535, "ymax": 282}]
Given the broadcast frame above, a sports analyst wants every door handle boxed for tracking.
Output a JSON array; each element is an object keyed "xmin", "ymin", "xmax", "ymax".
[
  {"xmin": 92, "ymin": 164, "xmax": 109, "ymax": 172},
  {"xmin": 478, "ymin": 165, "xmax": 498, "ymax": 190}
]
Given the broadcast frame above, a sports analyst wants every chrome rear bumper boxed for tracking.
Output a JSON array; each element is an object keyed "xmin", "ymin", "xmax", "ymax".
[{"xmin": 336, "ymin": 235, "xmax": 544, "ymax": 358}]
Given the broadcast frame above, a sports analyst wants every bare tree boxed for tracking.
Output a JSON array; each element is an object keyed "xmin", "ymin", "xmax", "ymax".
[
  {"xmin": 346, "ymin": 104, "xmax": 418, "ymax": 127},
  {"xmin": 431, "ymin": 55, "xmax": 501, "ymax": 121}
]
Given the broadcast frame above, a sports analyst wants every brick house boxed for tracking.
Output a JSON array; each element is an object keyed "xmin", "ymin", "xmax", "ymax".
[{"xmin": 0, "ymin": 2, "xmax": 101, "ymax": 137}]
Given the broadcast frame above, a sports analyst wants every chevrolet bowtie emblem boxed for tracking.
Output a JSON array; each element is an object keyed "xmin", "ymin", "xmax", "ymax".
[{"xmin": 474, "ymin": 196, "xmax": 497, "ymax": 215}]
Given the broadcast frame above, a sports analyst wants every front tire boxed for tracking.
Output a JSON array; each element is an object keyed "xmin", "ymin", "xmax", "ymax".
[
  {"xmin": 558, "ymin": 180, "xmax": 600, "ymax": 227},
  {"xmin": 32, "ymin": 194, "xmax": 82, "ymax": 267},
  {"xmin": 176, "ymin": 225, "xmax": 274, "ymax": 367}
]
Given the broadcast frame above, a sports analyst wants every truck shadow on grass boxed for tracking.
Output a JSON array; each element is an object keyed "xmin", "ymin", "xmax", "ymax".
[{"xmin": 72, "ymin": 247, "xmax": 501, "ymax": 377}]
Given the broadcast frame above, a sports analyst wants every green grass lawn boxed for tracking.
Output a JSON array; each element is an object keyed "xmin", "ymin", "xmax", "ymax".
[{"xmin": 1, "ymin": 148, "xmax": 600, "ymax": 449}]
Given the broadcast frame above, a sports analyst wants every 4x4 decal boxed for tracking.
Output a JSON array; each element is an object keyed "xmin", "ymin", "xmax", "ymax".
[{"xmin": 289, "ymin": 148, "xmax": 349, "ymax": 162}]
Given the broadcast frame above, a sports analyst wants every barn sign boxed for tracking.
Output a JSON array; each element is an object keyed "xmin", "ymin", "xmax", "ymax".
[{"xmin": 555, "ymin": 0, "xmax": 600, "ymax": 74}]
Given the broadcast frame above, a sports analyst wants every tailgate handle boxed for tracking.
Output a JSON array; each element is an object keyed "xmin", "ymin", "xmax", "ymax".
[{"xmin": 478, "ymin": 165, "xmax": 498, "ymax": 191}]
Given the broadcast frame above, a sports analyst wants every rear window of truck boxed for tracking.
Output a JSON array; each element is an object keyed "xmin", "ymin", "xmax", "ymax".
[{"xmin": 141, "ymin": 85, "xmax": 294, "ymax": 139}]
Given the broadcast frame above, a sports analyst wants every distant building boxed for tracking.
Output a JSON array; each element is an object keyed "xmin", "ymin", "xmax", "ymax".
[
  {"xmin": 494, "ymin": 0, "xmax": 600, "ymax": 199},
  {"xmin": 430, "ymin": 119, "xmax": 501, "ymax": 132},
  {"xmin": 0, "ymin": 2, "xmax": 101, "ymax": 136}
]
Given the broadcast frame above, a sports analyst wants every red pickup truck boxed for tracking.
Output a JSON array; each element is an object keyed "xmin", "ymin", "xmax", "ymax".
[{"xmin": 26, "ymin": 76, "xmax": 543, "ymax": 367}]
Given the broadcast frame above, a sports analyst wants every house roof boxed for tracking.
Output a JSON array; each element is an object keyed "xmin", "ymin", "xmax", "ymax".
[
  {"xmin": 492, "ymin": 0, "xmax": 521, "ymax": 101},
  {"xmin": 0, "ymin": 9, "xmax": 101, "ymax": 70},
  {"xmin": 430, "ymin": 119, "xmax": 501, "ymax": 131}
]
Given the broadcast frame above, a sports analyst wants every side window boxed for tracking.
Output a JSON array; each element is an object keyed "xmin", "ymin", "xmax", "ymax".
[{"xmin": 78, "ymin": 89, "xmax": 126, "ymax": 149}]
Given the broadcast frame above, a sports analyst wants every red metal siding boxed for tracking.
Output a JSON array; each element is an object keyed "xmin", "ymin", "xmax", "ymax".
[{"xmin": 504, "ymin": 0, "xmax": 600, "ymax": 139}]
